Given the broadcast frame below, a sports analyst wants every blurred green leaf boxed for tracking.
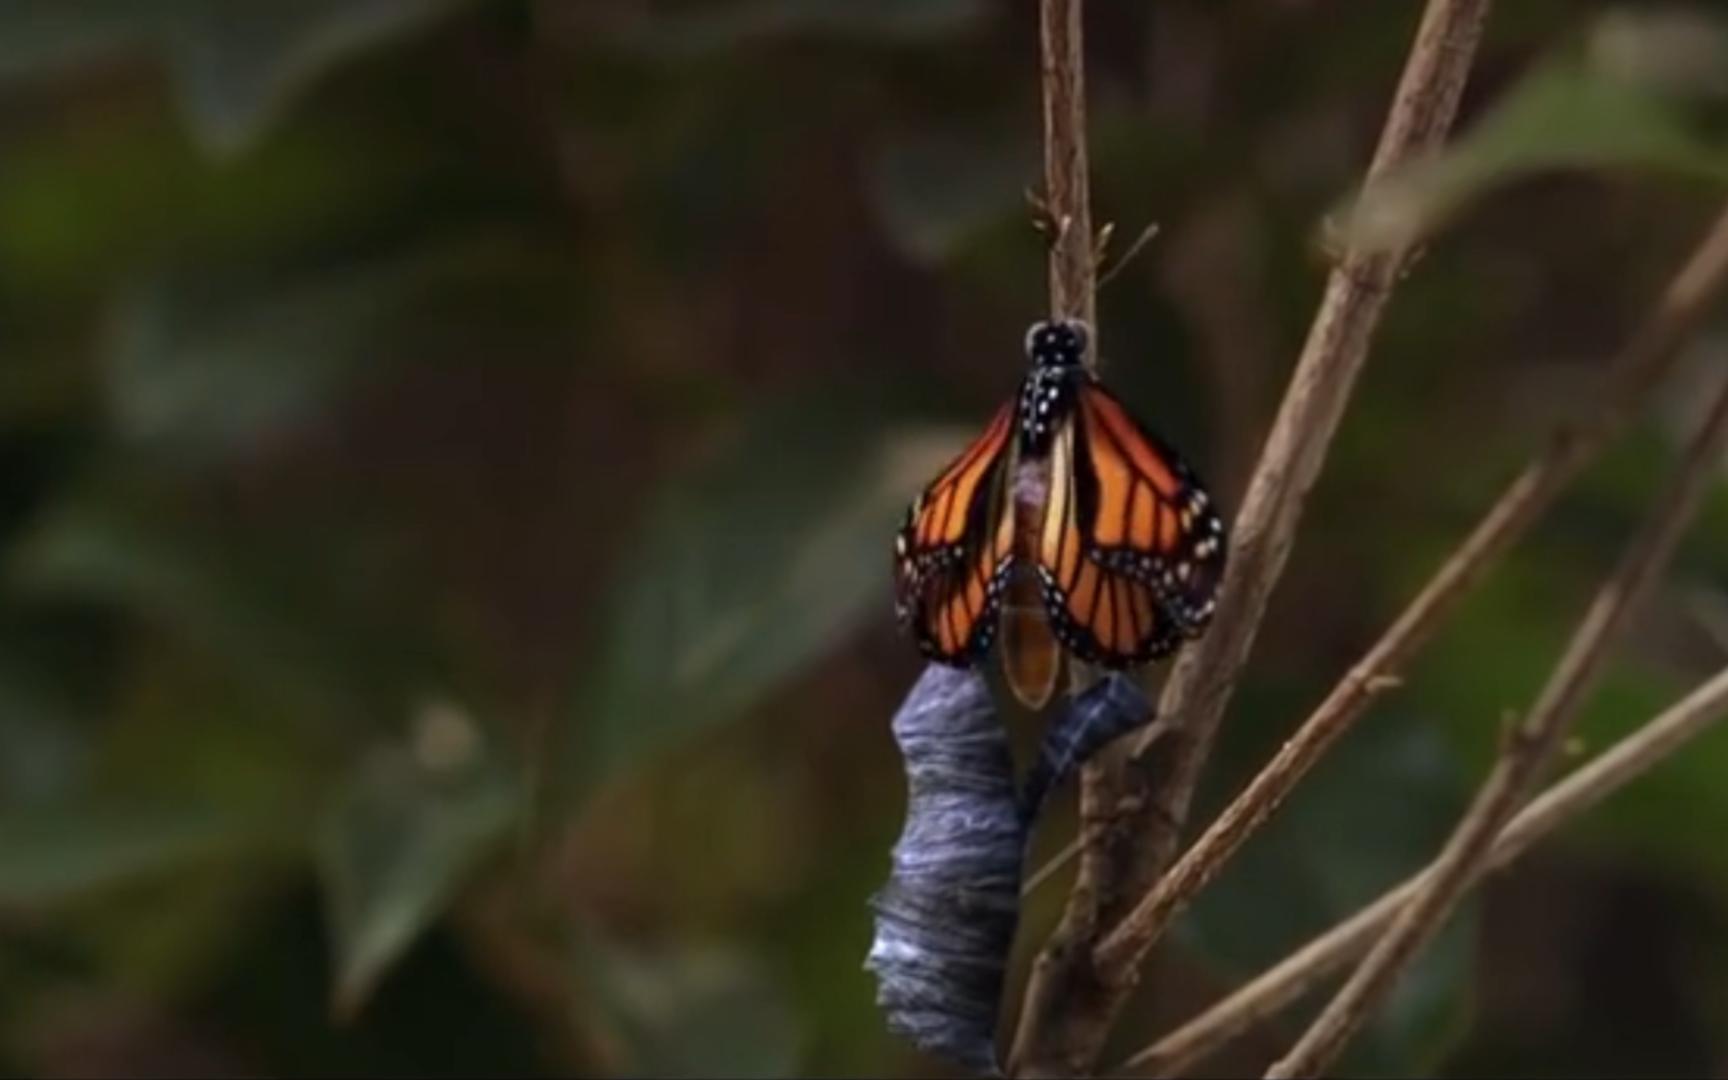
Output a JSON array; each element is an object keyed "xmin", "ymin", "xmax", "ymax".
[
  {"xmin": 0, "ymin": 0, "xmax": 146, "ymax": 76},
  {"xmin": 0, "ymin": 800, "xmax": 259, "ymax": 906},
  {"xmin": 0, "ymin": 0, "xmax": 476, "ymax": 156},
  {"xmin": 1337, "ymin": 12, "xmax": 1728, "ymax": 253},
  {"xmin": 578, "ymin": 937, "xmax": 800, "ymax": 1078},
  {"xmin": 590, "ymin": 0, "xmax": 984, "ymax": 58},
  {"xmin": 107, "ymin": 265, "xmax": 391, "ymax": 461},
  {"xmin": 9, "ymin": 487, "xmax": 432, "ymax": 722},
  {"xmin": 0, "ymin": 655, "xmax": 88, "ymax": 806},
  {"xmin": 867, "ymin": 121, "xmax": 1037, "ymax": 264},
  {"xmin": 1563, "ymin": 613, "xmax": 1728, "ymax": 884},
  {"xmin": 565, "ymin": 392, "xmax": 964, "ymax": 801},
  {"xmin": 1364, "ymin": 914, "xmax": 1478, "ymax": 1076},
  {"xmin": 106, "ymin": 234, "xmax": 533, "ymax": 463},
  {"xmin": 156, "ymin": 0, "xmax": 479, "ymax": 157},
  {"xmin": 1188, "ymin": 705, "xmax": 1475, "ymax": 1071},
  {"xmin": 318, "ymin": 707, "xmax": 518, "ymax": 1018},
  {"xmin": 62, "ymin": 862, "xmax": 285, "ymax": 1002},
  {"xmin": 96, "ymin": 641, "xmax": 338, "ymax": 818}
]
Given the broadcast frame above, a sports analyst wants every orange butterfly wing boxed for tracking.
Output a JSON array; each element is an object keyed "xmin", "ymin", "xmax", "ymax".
[
  {"xmin": 1034, "ymin": 381, "xmax": 1225, "ymax": 666},
  {"xmin": 893, "ymin": 403, "xmax": 1015, "ymax": 664}
]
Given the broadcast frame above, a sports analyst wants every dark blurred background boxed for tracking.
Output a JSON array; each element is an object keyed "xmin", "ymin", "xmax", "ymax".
[{"xmin": 3, "ymin": 1, "xmax": 1728, "ymax": 1076}]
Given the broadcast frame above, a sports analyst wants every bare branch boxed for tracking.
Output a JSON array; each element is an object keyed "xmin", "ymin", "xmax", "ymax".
[
  {"xmin": 1095, "ymin": 201, "xmax": 1728, "ymax": 976},
  {"xmin": 1119, "ymin": 664, "xmax": 1728, "ymax": 1077},
  {"xmin": 1268, "ymin": 362, "xmax": 1728, "ymax": 1078},
  {"xmin": 1008, "ymin": 8, "xmax": 1116, "ymax": 1070},
  {"xmin": 1009, "ymin": 3, "xmax": 1495, "ymax": 1073}
]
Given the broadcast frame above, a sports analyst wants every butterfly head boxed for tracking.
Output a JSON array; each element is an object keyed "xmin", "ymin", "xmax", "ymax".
[{"xmin": 1025, "ymin": 319, "xmax": 1089, "ymax": 370}]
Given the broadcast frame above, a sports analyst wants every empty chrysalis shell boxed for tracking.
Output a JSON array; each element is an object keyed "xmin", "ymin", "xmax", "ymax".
[
  {"xmin": 866, "ymin": 665, "xmax": 1022, "ymax": 1074},
  {"xmin": 1020, "ymin": 673, "xmax": 1150, "ymax": 825},
  {"xmin": 865, "ymin": 665, "xmax": 1150, "ymax": 1075}
]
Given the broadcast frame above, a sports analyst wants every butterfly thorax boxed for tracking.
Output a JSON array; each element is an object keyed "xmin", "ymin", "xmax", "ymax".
[{"xmin": 1016, "ymin": 320, "xmax": 1089, "ymax": 458}]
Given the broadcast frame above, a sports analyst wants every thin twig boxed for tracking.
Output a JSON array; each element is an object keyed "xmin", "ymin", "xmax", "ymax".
[
  {"xmin": 1118, "ymin": 664, "xmax": 1728, "ymax": 1077},
  {"xmin": 1009, "ymin": 4, "xmax": 1494, "ymax": 1074},
  {"xmin": 1268, "ymin": 363, "xmax": 1728, "ymax": 1078},
  {"xmin": 1687, "ymin": 588, "xmax": 1728, "ymax": 656},
  {"xmin": 1021, "ymin": 838, "xmax": 1079, "ymax": 898},
  {"xmin": 1094, "ymin": 201, "xmax": 1728, "ymax": 975},
  {"xmin": 1019, "ymin": 720, "xmax": 1171, "ymax": 900},
  {"xmin": 1097, "ymin": 221, "xmax": 1162, "ymax": 290}
]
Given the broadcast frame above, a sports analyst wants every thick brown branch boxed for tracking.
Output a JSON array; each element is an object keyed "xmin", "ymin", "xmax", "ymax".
[
  {"xmin": 1094, "ymin": 201, "xmax": 1728, "ymax": 975},
  {"xmin": 1268, "ymin": 363, "xmax": 1728, "ymax": 1078},
  {"xmin": 1120, "ymin": 664, "xmax": 1728, "ymax": 1077},
  {"xmin": 1008, "ymin": 3, "xmax": 1494, "ymax": 1074}
]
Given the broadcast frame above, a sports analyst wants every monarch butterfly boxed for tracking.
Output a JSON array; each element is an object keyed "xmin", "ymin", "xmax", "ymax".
[{"xmin": 892, "ymin": 319, "xmax": 1225, "ymax": 710}]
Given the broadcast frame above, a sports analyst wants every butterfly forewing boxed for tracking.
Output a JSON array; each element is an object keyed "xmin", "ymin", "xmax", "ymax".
[{"xmin": 893, "ymin": 403, "xmax": 1015, "ymax": 663}]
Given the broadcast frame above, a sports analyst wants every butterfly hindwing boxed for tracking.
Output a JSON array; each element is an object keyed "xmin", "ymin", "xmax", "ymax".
[{"xmin": 1033, "ymin": 380, "xmax": 1225, "ymax": 667}]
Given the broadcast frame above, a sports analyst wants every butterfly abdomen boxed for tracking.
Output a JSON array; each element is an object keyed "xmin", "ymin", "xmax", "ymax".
[{"xmin": 1000, "ymin": 453, "xmax": 1061, "ymax": 709}]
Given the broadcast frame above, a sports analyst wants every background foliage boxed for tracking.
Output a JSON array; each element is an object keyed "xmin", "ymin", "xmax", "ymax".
[{"xmin": 3, "ymin": 1, "xmax": 1728, "ymax": 1075}]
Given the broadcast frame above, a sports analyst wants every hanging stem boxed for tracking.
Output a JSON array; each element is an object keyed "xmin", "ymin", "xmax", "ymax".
[{"xmin": 1040, "ymin": 0, "xmax": 1095, "ymax": 338}]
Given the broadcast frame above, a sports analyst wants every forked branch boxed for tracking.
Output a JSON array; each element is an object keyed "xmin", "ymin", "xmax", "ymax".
[
  {"xmin": 1268, "ymin": 360, "xmax": 1728, "ymax": 1077},
  {"xmin": 1010, "ymin": 2, "xmax": 1495, "ymax": 1073},
  {"xmin": 1095, "ymin": 200, "xmax": 1728, "ymax": 975},
  {"xmin": 1120, "ymin": 664, "xmax": 1728, "ymax": 1076}
]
